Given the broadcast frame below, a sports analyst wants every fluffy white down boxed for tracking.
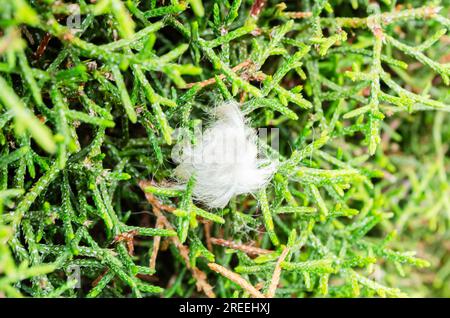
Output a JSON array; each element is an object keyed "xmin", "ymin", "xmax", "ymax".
[{"xmin": 173, "ymin": 101, "xmax": 277, "ymax": 208}]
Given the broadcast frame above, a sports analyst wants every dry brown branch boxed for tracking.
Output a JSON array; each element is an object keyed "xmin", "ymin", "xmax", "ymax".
[
  {"xmin": 208, "ymin": 263, "xmax": 266, "ymax": 298},
  {"xmin": 210, "ymin": 237, "xmax": 273, "ymax": 256},
  {"xmin": 149, "ymin": 216, "xmax": 164, "ymax": 270},
  {"xmin": 255, "ymin": 282, "xmax": 264, "ymax": 291},
  {"xmin": 0, "ymin": 29, "xmax": 20, "ymax": 54},
  {"xmin": 35, "ymin": 32, "xmax": 52, "ymax": 60},
  {"xmin": 139, "ymin": 180, "xmax": 216, "ymax": 298},
  {"xmin": 184, "ymin": 60, "xmax": 253, "ymax": 88},
  {"xmin": 266, "ymin": 247, "xmax": 290, "ymax": 298},
  {"xmin": 283, "ymin": 12, "xmax": 313, "ymax": 19},
  {"xmin": 204, "ymin": 221, "xmax": 213, "ymax": 252},
  {"xmin": 250, "ymin": 0, "xmax": 267, "ymax": 19},
  {"xmin": 142, "ymin": 191, "xmax": 176, "ymax": 213},
  {"xmin": 113, "ymin": 230, "xmax": 138, "ymax": 255},
  {"xmin": 92, "ymin": 268, "xmax": 109, "ymax": 287}
]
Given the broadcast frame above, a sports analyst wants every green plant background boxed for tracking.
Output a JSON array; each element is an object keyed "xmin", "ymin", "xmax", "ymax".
[{"xmin": 0, "ymin": 0, "xmax": 449, "ymax": 298}]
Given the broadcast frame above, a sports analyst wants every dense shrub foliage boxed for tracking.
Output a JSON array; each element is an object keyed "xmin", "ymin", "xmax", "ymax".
[{"xmin": 0, "ymin": 0, "xmax": 449, "ymax": 297}]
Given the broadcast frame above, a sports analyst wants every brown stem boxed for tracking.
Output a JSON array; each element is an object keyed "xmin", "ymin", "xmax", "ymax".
[
  {"xmin": 184, "ymin": 60, "xmax": 253, "ymax": 89},
  {"xmin": 149, "ymin": 216, "xmax": 164, "ymax": 270},
  {"xmin": 139, "ymin": 180, "xmax": 216, "ymax": 298},
  {"xmin": 266, "ymin": 247, "xmax": 290, "ymax": 298},
  {"xmin": 35, "ymin": 33, "xmax": 52, "ymax": 60},
  {"xmin": 250, "ymin": 0, "xmax": 267, "ymax": 19}
]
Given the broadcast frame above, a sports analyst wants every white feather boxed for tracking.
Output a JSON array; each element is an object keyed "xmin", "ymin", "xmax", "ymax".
[{"xmin": 173, "ymin": 101, "xmax": 277, "ymax": 208}]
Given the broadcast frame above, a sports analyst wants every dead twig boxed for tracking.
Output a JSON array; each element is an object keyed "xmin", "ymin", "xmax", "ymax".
[
  {"xmin": 149, "ymin": 216, "xmax": 164, "ymax": 270},
  {"xmin": 0, "ymin": 29, "xmax": 20, "ymax": 54},
  {"xmin": 184, "ymin": 60, "xmax": 253, "ymax": 88},
  {"xmin": 210, "ymin": 237, "xmax": 273, "ymax": 256},
  {"xmin": 141, "ymin": 183, "xmax": 176, "ymax": 213},
  {"xmin": 113, "ymin": 230, "xmax": 138, "ymax": 255},
  {"xmin": 283, "ymin": 12, "xmax": 313, "ymax": 19},
  {"xmin": 92, "ymin": 268, "xmax": 110, "ymax": 287},
  {"xmin": 250, "ymin": 0, "xmax": 267, "ymax": 19},
  {"xmin": 35, "ymin": 33, "xmax": 52, "ymax": 60}
]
